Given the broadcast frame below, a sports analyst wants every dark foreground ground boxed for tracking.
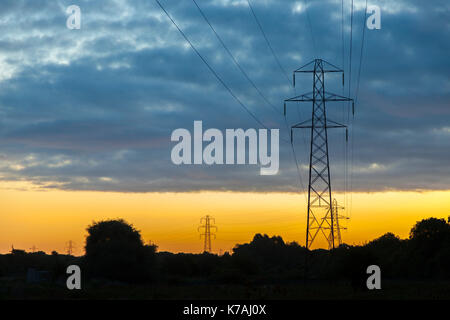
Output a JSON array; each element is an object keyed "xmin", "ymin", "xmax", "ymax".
[
  {"xmin": 2, "ymin": 218, "xmax": 449, "ymax": 300},
  {"xmin": 1, "ymin": 278, "xmax": 449, "ymax": 300}
]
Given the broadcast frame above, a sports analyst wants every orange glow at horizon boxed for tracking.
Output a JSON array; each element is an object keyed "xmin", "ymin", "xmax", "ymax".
[{"xmin": 0, "ymin": 183, "xmax": 449, "ymax": 255}]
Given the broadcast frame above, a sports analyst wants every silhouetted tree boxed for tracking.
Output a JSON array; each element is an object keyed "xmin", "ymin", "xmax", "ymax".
[
  {"xmin": 2, "ymin": 216, "xmax": 449, "ymax": 294},
  {"xmin": 410, "ymin": 218, "xmax": 450, "ymax": 240},
  {"xmin": 365, "ymin": 232, "xmax": 404, "ymax": 277},
  {"xmin": 84, "ymin": 219, "xmax": 157, "ymax": 283},
  {"xmin": 407, "ymin": 217, "xmax": 450, "ymax": 278},
  {"xmin": 232, "ymin": 234, "xmax": 306, "ymax": 281},
  {"xmin": 368, "ymin": 232, "xmax": 401, "ymax": 247}
]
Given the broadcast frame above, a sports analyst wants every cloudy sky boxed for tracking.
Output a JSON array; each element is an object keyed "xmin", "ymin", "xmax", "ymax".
[{"xmin": 0, "ymin": 0, "xmax": 449, "ymax": 194}]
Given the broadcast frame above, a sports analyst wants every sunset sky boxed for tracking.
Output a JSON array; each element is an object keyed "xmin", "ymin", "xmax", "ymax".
[
  {"xmin": 1, "ymin": 186, "xmax": 449, "ymax": 255},
  {"xmin": 0, "ymin": 1, "xmax": 448, "ymax": 255}
]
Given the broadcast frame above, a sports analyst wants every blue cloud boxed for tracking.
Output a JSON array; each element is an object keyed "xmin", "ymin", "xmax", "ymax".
[{"xmin": 0, "ymin": 0, "xmax": 448, "ymax": 192}]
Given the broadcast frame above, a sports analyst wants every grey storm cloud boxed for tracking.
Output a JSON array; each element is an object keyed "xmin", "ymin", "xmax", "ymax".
[{"xmin": 0, "ymin": 0, "xmax": 448, "ymax": 193}]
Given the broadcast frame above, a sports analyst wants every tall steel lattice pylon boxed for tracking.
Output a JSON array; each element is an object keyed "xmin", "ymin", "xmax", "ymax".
[
  {"xmin": 198, "ymin": 215, "xmax": 217, "ymax": 253},
  {"xmin": 332, "ymin": 198, "xmax": 349, "ymax": 247},
  {"xmin": 284, "ymin": 59, "xmax": 354, "ymax": 250}
]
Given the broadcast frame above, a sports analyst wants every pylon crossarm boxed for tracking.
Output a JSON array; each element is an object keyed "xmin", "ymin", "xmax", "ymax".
[
  {"xmin": 324, "ymin": 91, "xmax": 353, "ymax": 101},
  {"xmin": 320, "ymin": 59, "xmax": 343, "ymax": 72},
  {"xmin": 326, "ymin": 119, "xmax": 347, "ymax": 128},
  {"xmin": 295, "ymin": 124, "xmax": 344, "ymax": 129},
  {"xmin": 294, "ymin": 60, "xmax": 315, "ymax": 72},
  {"xmin": 284, "ymin": 92, "xmax": 313, "ymax": 102},
  {"xmin": 291, "ymin": 119, "xmax": 312, "ymax": 128},
  {"xmin": 287, "ymin": 91, "xmax": 353, "ymax": 103},
  {"xmin": 297, "ymin": 69, "xmax": 342, "ymax": 73}
]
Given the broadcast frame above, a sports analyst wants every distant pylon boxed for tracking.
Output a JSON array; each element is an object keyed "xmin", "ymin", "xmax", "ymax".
[
  {"xmin": 29, "ymin": 245, "xmax": 37, "ymax": 253},
  {"xmin": 198, "ymin": 215, "xmax": 217, "ymax": 253},
  {"xmin": 65, "ymin": 240, "xmax": 75, "ymax": 255},
  {"xmin": 285, "ymin": 59, "xmax": 354, "ymax": 250},
  {"xmin": 330, "ymin": 198, "xmax": 349, "ymax": 248}
]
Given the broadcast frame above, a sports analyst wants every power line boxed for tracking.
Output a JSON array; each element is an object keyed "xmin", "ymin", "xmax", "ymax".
[
  {"xmin": 288, "ymin": 129, "xmax": 307, "ymax": 201},
  {"xmin": 245, "ymin": 0, "xmax": 308, "ymax": 198},
  {"xmin": 155, "ymin": 0, "xmax": 270, "ymax": 131},
  {"xmin": 304, "ymin": 0, "xmax": 317, "ymax": 57},
  {"xmin": 346, "ymin": 0, "xmax": 355, "ymax": 217},
  {"xmin": 192, "ymin": 0, "xmax": 303, "ymax": 154},
  {"xmin": 192, "ymin": 0, "xmax": 281, "ymax": 117},
  {"xmin": 296, "ymin": 0, "xmax": 320, "ymax": 166},
  {"xmin": 348, "ymin": 0, "xmax": 354, "ymax": 120},
  {"xmin": 341, "ymin": 0, "xmax": 345, "ymax": 76},
  {"xmin": 355, "ymin": 0, "xmax": 368, "ymax": 104},
  {"xmin": 247, "ymin": 0, "xmax": 290, "ymax": 84},
  {"xmin": 342, "ymin": 0, "xmax": 348, "ymax": 216},
  {"xmin": 350, "ymin": 0, "xmax": 369, "ymax": 218},
  {"xmin": 158, "ymin": 0, "xmax": 306, "ymax": 198}
]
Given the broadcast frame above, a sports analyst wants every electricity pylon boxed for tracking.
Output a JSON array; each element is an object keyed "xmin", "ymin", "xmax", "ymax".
[
  {"xmin": 65, "ymin": 240, "xmax": 75, "ymax": 256},
  {"xmin": 331, "ymin": 198, "xmax": 349, "ymax": 248},
  {"xmin": 285, "ymin": 59, "xmax": 353, "ymax": 250},
  {"xmin": 198, "ymin": 215, "xmax": 217, "ymax": 253}
]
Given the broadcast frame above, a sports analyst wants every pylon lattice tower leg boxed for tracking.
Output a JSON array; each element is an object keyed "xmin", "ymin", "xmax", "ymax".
[{"xmin": 285, "ymin": 59, "xmax": 354, "ymax": 250}]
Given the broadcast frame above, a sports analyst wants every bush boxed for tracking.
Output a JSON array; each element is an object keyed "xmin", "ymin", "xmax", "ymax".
[{"xmin": 84, "ymin": 219, "xmax": 157, "ymax": 283}]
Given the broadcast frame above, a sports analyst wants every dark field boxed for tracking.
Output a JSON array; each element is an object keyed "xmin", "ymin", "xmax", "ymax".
[
  {"xmin": 1, "ymin": 278, "xmax": 450, "ymax": 300},
  {"xmin": 1, "ymin": 217, "xmax": 449, "ymax": 300}
]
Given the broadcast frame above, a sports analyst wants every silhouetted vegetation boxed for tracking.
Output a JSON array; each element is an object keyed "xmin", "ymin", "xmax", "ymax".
[
  {"xmin": 0, "ymin": 217, "xmax": 449, "ymax": 299},
  {"xmin": 0, "ymin": 250, "xmax": 78, "ymax": 282},
  {"xmin": 84, "ymin": 219, "xmax": 157, "ymax": 283}
]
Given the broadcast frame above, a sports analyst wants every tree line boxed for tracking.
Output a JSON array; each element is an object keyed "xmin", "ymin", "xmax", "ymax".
[{"xmin": 0, "ymin": 217, "xmax": 449, "ymax": 286}]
